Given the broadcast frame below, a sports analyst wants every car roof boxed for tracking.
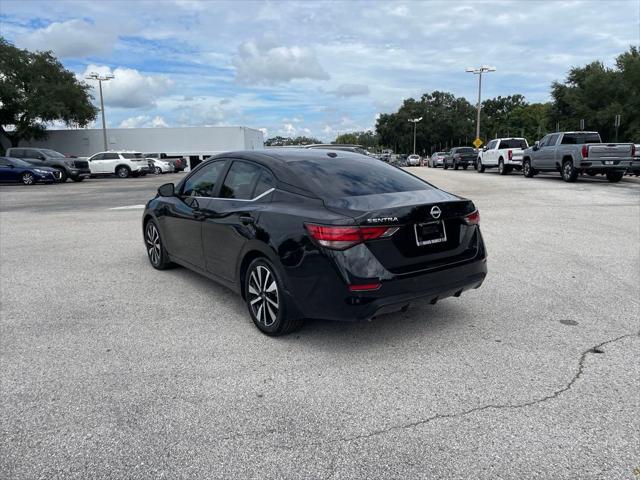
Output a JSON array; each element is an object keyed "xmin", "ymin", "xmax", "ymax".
[{"xmin": 204, "ymin": 149, "xmax": 380, "ymax": 196}]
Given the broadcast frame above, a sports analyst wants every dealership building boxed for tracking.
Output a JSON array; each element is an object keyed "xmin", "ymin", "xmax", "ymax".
[{"xmin": 4, "ymin": 126, "xmax": 265, "ymax": 171}]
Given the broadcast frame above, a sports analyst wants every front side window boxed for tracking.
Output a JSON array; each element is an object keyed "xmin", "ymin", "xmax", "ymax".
[
  {"xmin": 546, "ymin": 134, "xmax": 560, "ymax": 147},
  {"xmin": 220, "ymin": 161, "xmax": 266, "ymax": 200},
  {"xmin": 182, "ymin": 161, "xmax": 226, "ymax": 198},
  {"xmin": 89, "ymin": 153, "xmax": 104, "ymax": 161},
  {"xmin": 486, "ymin": 140, "xmax": 497, "ymax": 150}
]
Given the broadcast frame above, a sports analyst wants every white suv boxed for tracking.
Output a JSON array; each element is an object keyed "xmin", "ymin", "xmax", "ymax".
[{"xmin": 86, "ymin": 151, "xmax": 152, "ymax": 178}]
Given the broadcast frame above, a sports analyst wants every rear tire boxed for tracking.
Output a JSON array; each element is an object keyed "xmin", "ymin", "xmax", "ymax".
[
  {"xmin": 155, "ymin": 166, "xmax": 162, "ymax": 175},
  {"xmin": 454, "ymin": 161, "xmax": 459, "ymax": 170},
  {"xmin": 476, "ymin": 158, "xmax": 485, "ymax": 173},
  {"xmin": 605, "ymin": 171, "xmax": 624, "ymax": 183},
  {"xmin": 498, "ymin": 159, "xmax": 508, "ymax": 175},
  {"xmin": 562, "ymin": 160, "xmax": 578, "ymax": 182},
  {"xmin": 245, "ymin": 258, "xmax": 302, "ymax": 336},
  {"xmin": 116, "ymin": 166, "xmax": 130, "ymax": 178},
  {"xmin": 443, "ymin": 162, "xmax": 449, "ymax": 170},
  {"xmin": 462, "ymin": 165, "xmax": 468, "ymax": 170}
]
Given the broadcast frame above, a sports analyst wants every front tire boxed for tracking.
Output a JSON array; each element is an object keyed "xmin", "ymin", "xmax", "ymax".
[
  {"xmin": 145, "ymin": 220, "xmax": 173, "ymax": 270},
  {"xmin": 523, "ymin": 159, "xmax": 536, "ymax": 178},
  {"xmin": 56, "ymin": 168, "xmax": 68, "ymax": 183},
  {"xmin": 476, "ymin": 158, "xmax": 485, "ymax": 173},
  {"xmin": 562, "ymin": 160, "xmax": 578, "ymax": 182},
  {"xmin": 605, "ymin": 171, "xmax": 624, "ymax": 183},
  {"xmin": 21, "ymin": 172, "xmax": 35, "ymax": 185},
  {"xmin": 245, "ymin": 258, "xmax": 302, "ymax": 336},
  {"xmin": 454, "ymin": 161, "xmax": 459, "ymax": 170},
  {"xmin": 71, "ymin": 177, "xmax": 84, "ymax": 182}
]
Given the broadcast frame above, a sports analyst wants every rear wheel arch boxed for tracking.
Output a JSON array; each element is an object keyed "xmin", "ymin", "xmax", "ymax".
[{"xmin": 238, "ymin": 246, "xmax": 281, "ymax": 299}]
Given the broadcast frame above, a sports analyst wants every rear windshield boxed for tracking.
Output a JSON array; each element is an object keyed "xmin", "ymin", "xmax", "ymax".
[
  {"xmin": 456, "ymin": 147, "xmax": 475, "ymax": 153},
  {"xmin": 499, "ymin": 139, "xmax": 528, "ymax": 149},
  {"xmin": 288, "ymin": 156, "xmax": 429, "ymax": 197},
  {"xmin": 561, "ymin": 133, "xmax": 601, "ymax": 144}
]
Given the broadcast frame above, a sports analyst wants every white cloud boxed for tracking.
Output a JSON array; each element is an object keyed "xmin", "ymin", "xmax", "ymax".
[
  {"xmin": 233, "ymin": 38, "xmax": 329, "ymax": 85},
  {"xmin": 20, "ymin": 19, "xmax": 116, "ymax": 58},
  {"xmin": 329, "ymin": 83, "xmax": 370, "ymax": 97},
  {"xmin": 81, "ymin": 65, "xmax": 174, "ymax": 109},
  {"xmin": 119, "ymin": 115, "xmax": 169, "ymax": 128}
]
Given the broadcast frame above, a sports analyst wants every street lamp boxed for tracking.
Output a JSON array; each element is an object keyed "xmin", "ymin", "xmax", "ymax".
[
  {"xmin": 465, "ymin": 65, "xmax": 496, "ymax": 145},
  {"xmin": 408, "ymin": 117, "xmax": 423, "ymax": 154},
  {"xmin": 84, "ymin": 72, "xmax": 115, "ymax": 151}
]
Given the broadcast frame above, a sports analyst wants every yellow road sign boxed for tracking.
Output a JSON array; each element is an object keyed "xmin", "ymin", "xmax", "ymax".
[{"xmin": 473, "ymin": 138, "xmax": 483, "ymax": 148}]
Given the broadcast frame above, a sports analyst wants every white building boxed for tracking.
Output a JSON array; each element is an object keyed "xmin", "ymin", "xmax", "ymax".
[{"xmin": 8, "ymin": 126, "xmax": 264, "ymax": 171}]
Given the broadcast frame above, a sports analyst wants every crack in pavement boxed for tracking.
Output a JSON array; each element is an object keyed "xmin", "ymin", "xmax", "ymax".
[{"xmin": 324, "ymin": 331, "xmax": 639, "ymax": 447}]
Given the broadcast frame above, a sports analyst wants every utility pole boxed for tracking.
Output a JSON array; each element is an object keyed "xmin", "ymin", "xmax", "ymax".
[
  {"xmin": 408, "ymin": 117, "xmax": 423, "ymax": 154},
  {"xmin": 85, "ymin": 72, "xmax": 115, "ymax": 151},
  {"xmin": 466, "ymin": 65, "xmax": 496, "ymax": 146}
]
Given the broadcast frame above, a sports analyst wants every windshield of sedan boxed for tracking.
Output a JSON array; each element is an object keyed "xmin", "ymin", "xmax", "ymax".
[
  {"xmin": 40, "ymin": 149, "xmax": 65, "ymax": 158},
  {"xmin": 289, "ymin": 156, "xmax": 429, "ymax": 197}
]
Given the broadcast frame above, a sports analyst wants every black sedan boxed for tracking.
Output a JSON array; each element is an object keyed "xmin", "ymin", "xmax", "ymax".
[
  {"xmin": 0, "ymin": 156, "xmax": 62, "ymax": 184},
  {"xmin": 142, "ymin": 149, "xmax": 487, "ymax": 335}
]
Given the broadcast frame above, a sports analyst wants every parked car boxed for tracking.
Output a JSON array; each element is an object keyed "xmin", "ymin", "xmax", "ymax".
[
  {"xmin": 429, "ymin": 152, "xmax": 447, "ymax": 168},
  {"xmin": 407, "ymin": 154, "xmax": 421, "ymax": 166},
  {"xmin": 5, "ymin": 147, "xmax": 91, "ymax": 182},
  {"xmin": 148, "ymin": 158, "xmax": 175, "ymax": 174},
  {"xmin": 522, "ymin": 131, "xmax": 635, "ymax": 182},
  {"xmin": 143, "ymin": 149, "xmax": 487, "ymax": 335},
  {"xmin": 86, "ymin": 151, "xmax": 152, "ymax": 178},
  {"xmin": 476, "ymin": 138, "xmax": 528, "ymax": 174},
  {"xmin": 145, "ymin": 153, "xmax": 186, "ymax": 172},
  {"xmin": 444, "ymin": 147, "xmax": 476, "ymax": 170},
  {"xmin": 0, "ymin": 156, "xmax": 62, "ymax": 184}
]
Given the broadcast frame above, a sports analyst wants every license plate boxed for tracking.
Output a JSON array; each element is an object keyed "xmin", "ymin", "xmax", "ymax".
[
  {"xmin": 604, "ymin": 161, "xmax": 614, "ymax": 165},
  {"xmin": 414, "ymin": 221, "xmax": 447, "ymax": 246}
]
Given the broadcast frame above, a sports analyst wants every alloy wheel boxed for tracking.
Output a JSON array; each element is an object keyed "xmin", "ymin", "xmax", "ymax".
[
  {"xmin": 22, "ymin": 173, "xmax": 34, "ymax": 185},
  {"xmin": 117, "ymin": 167, "xmax": 129, "ymax": 178},
  {"xmin": 145, "ymin": 222, "xmax": 162, "ymax": 266},
  {"xmin": 247, "ymin": 265, "xmax": 279, "ymax": 327}
]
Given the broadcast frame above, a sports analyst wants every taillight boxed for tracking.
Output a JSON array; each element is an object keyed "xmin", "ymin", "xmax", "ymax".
[
  {"xmin": 348, "ymin": 283, "xmax": 381, "ymax": 292},
  {"xmin": 508, "ymin": 150, "xmax": 513, "ymax": 160},
  {"xmin": 305, "ymin": 224, "xmax": 398, "ymax": 250},
  {"xmin": 581, "ymin": 145, "xmax": 589, "ymax": 158},
  {"xmin": 632, "ymin": 144, "xmax": 636, "ymax": 156},
  {"xmin": 463, "ymin": 210, "xmax": 480, "ymax": 225}
]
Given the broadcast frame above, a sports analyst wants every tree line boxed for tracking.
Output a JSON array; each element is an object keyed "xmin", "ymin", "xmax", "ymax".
[{"xmin": 370, "ymin": 47, "xmax": 639, "ymax": 153}]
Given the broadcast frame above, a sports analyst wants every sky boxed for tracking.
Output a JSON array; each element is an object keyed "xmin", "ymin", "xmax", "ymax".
[{"xmin": 1, "ymin": 0, "xmax": 639, "ymax": 141}]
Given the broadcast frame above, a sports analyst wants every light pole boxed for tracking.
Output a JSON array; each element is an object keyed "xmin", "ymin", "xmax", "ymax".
[
  {"xmin": 465, "ymin": 65, "xmax": 496, "ymax": 145},
  {"xmin": 85, "ymin": 72, "xmax": 114, "ymax": 151},
  {"xmin": 408, "ymin": 117, "xmax": 423, "ymax": 154}
]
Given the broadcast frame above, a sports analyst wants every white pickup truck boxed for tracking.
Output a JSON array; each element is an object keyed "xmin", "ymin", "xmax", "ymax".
[{"xmin": 476, "ymin": 138, "xmax": 529, "ymax": 175}]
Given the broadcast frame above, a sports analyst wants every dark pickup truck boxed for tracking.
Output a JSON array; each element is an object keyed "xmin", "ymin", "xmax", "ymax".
[
  {"xmin": 444, "ymin": 147, "xmax": 476, "ymax": 170},
  {"xmin": 5, "ymin": 147, "xmax": 91, "ymax": 182}
]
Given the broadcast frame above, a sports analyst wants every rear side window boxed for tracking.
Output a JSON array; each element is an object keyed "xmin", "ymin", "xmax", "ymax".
[
  {"xmin": 103, "ymin": 153, "xmax": 119, "ymax": 160},
  {"xmin": 220, "ymin": 161, "xmax": 264, "ymax": 200},
  {"xmin": 9, "ymin": 149, "xmax": 23, "ymax": 158},
  {"xmin": 499, "ymin": 139, "xmax": 528, "ymax": 149},
  {"xmin": 182, "ymin": 161, "xmax": 226, "ymax": 197},
  {"xmin": 253, "ymin": 170, "xmax": 275, "ymax": 198},
  {"xmin": 288, "ymin": 156, "xmax": 429, "ymax": 198},
  {"xmin": 561, "ymin": 133, "xmax": 601, "ymax": 144}
]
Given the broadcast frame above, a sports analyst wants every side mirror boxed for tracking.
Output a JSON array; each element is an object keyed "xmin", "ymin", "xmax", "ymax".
[
  {"xmin": 158, "ymin": 183, "xmax": 175, "ymax": 197},
  {"xmin": 533, "ymin": 141, "xmax": 540, "ymax": 151}
]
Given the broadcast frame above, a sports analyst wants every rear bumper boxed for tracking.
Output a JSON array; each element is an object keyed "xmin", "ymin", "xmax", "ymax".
[
  {"xmin": 284, "ymin": 244, "xmax": 487, "ymax": 322},
  {"xmin": 580, "ymin": 159, "xmax": 634, "ymax": 171}
]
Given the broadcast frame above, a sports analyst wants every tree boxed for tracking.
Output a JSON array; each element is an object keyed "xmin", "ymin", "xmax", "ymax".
[
  {"xmin": 264, "ymin": 135, "xmax": 321, "ymax": 146},
  {"xmin": 334, "ymin": 130, "xmax": 379, "ymax": 149},
  {"xmin": 0, "ymin": 37, "xmax": 97, "ymax": 150},
  {"xmin": 549, "ymin": 47, "xmax": 640, "ymax": 142}
]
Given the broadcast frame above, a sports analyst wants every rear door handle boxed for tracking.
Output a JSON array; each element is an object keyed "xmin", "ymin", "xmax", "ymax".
[{"xmin": 240, "ymin": 215, "xmax": 254, "ymax": 225}]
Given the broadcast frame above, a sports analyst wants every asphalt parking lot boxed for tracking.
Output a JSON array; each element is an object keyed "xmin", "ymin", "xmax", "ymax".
[{"xmin": 1, "ymin": 169, "xmax": 639, "ymax": 479}]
